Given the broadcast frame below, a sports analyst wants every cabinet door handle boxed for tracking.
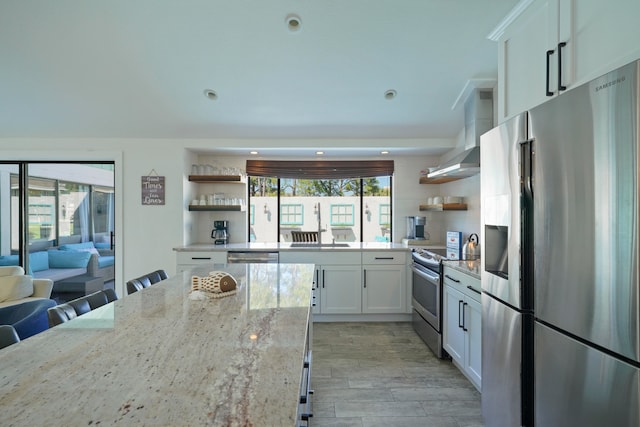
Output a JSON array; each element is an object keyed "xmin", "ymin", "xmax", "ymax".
[
  {"xmin": 445, "ymin": 274, "xmax": 460, "ymax": 283},
  {"xmin": 374, "ymin": 257, "xmax": 394, "ymax": 260},
  {"xmin": 314, "ymin": 269, "xmax": 319, "ymax": 290},
  {"xmin": 546, "ymin": 49, "xmax": 555, "ymax": 96},
  {"xmin": 558, "ymin": 42, "xmax": 567, "ymax": 92},
  {"xmin": 462, "ymin": 302, "xmax": 468, "ymax": 332},
  {"xmin": 458, "ymin": 300, "xmax": 464, "ymax": 328},
  {"xmin": 322, "ymin": 270, "xmax": 325, "ymax": 288},
  {"xmin": 466, "ymin": 285, "xmax": 481, "ymax": 295},
  {"xmin": 192, "ymin": 257, "xmax": 211, "ymax": 260},
  {"xmin": 363, "ymin": 269, "xmax": 367, "ymax": 288}
]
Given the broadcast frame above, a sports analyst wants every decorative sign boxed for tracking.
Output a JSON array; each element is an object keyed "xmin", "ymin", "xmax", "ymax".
[{"xmin": 141, "ymin": 175, "xmax": 165, "ymax": 205}]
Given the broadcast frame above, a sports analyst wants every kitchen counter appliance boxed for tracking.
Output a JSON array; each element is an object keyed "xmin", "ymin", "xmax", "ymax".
[
  {"xmin": 481, "ymin": 60, "xmax": 640, "ymax": 426},
  {"xmin": 211, "ymin": 220, "xmax": 229, "ymax": 245},
  {"xmin": 411, "ymin": 247, "xmax": 450, "ymax": 359},
  {"xmin": 227, "ymin": 251, "xmax": 279, "ymax": 263},
  {"xmin": 406, "ymin": 216, "xmax": 427, "ymax": 240}
]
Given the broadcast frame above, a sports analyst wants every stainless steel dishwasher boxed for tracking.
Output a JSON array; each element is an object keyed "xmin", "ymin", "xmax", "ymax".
[{"xmin": 227, "ymin": 251, "xmax": 279, "ymax": 263}]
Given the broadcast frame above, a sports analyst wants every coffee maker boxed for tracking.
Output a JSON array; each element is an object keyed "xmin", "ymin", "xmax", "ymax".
[
  {"xmin": 406, "ymin": 216, "xmax": 427, "ymax": 240},
  {"xmin": 211, "ymin": 220, "xmax": 229, "ymax": 245}
]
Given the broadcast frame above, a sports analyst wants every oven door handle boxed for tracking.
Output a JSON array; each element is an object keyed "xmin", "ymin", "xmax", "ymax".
[{"xmin": 411, "ymin": 264, "xmax": 440, "ymax": 284}]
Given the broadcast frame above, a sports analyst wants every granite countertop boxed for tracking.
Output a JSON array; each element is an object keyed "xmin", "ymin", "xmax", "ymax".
[
  {"xmin": 0, "ymin": 263, "xmax": 314, "ymax": 426},
  {"xmin": 174, "ymin": 242, "xmax": 415, "ymax": 252},
  {"xmin": 443, "ymin": 258, "xmax": 481, "ymax": 280}
]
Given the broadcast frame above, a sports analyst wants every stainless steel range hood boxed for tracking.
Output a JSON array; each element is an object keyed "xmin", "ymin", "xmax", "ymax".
[{"xmin": 423, "ymin": 89, "xmax": 493, "ymax": 184}]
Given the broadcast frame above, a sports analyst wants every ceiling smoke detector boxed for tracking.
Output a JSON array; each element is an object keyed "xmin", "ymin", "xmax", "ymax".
[
  {"xmin": 286, "ymin": 14, "xmax": 302, "ymax": 32},
  {"xmin": 384, "ymin": 89, "xmax": 397, "ymax": 100},
  {"xmin": 204, "ymin": 89, "xmax": 218, "ymax": 101}
]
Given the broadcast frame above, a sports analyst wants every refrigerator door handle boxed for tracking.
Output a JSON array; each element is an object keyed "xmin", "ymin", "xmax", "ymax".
[
  {"xmin": 520, "ymin": 138, "xmax": 535, "ymax": 197},
  {"xmin": 558, "ymin": 42, "xmax": 567, "ymax": 92},
  {"xmin": 520, "ymin": 138, "xmax": 535, "ymax": 309},
  {"xmin": 546, "ymin": 49, "xmax": 555, "ymax": 96}
]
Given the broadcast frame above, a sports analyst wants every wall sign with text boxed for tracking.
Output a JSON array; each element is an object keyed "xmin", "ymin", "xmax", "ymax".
[{"xmin": 141, "ymin": 175, "xmax": 165, "ymax": 205}]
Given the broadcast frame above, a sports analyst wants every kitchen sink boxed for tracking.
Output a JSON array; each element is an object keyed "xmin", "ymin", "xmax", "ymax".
[{"xmin": 289, "ymin": 242, "xmax": 351, "ymax": 248}]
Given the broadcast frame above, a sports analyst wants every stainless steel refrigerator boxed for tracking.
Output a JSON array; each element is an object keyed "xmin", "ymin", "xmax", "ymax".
[{"xmin": 481, "ymin": 60, "xmax": 640, "ymax": 426}]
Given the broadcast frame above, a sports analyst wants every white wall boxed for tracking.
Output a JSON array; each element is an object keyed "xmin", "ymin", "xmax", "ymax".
[
  {"xmin": 0, "ymin": 136, "xmax": 484, "ymax": 295},
  {"xmin": 0, "ymin": 139, "xmax": 443, "ymax": 296}
]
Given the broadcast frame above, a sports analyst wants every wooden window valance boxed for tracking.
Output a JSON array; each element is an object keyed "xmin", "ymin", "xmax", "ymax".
[{"xmin": 245, "ymin": 160, "xmax": 394, "ymax": 179}]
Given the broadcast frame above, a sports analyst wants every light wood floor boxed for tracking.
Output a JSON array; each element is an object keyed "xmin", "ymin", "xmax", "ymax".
[{"xmin": 311, "ymin": 322, "xmax": 484, "ymax": 427}]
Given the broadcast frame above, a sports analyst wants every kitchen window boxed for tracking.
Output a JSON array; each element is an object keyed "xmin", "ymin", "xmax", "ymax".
[{"xmin": 246, "ymin": 160, "xmax": 393, "ymax": 243}]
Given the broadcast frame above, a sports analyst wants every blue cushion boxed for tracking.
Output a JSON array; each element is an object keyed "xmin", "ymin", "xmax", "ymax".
[
  {"xmin": 29, "ymin": 251, "xmax": 49, "ymax": 272},
  {"xmin": 48, "ymin": 250, "xmax": 91, "ymax": 269},
  {"xmin": 94, "ymin": 242, "xmax": 110, "ymax": 249},
  {"xmin": 98, "ymin": 256, "xmax": 114, "ymax": 268},
  {"xmin": 59, "ymin": 242, "xmax": 96, "ymax": 251},
  {"xmin": 0, "ymin": 255, "xmax": 19, "ymax": 266}
]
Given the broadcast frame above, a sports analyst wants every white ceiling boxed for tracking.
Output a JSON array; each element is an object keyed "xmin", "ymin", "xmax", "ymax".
[{"xmin": 0, "ymin": 0, "xmax": 518, "ymax": 156}]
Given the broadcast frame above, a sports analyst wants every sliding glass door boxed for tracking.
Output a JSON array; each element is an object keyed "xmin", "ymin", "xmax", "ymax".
[{"xmin": 0, "ymin": 162, "xmax": 115, "ymax": 276}]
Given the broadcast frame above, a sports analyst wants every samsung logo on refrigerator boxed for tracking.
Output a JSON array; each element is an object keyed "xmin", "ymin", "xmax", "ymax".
[{"xmin": 595, "ymin": 75, "xmax": 626, "ymax": 92}]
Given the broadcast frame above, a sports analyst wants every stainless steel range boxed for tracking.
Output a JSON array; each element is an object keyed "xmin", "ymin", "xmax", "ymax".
[{"xmin": 411, "ymin": 248, "xmax": 450, "ymax": 359}]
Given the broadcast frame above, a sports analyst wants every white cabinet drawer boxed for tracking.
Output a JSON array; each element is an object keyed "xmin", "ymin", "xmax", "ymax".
[
  {"xmin": 443, "ymin": 266, "xmax": 481, "ymax": 303},
  {"xmin": 280, "ymin": 251, "xmax": 361, "ymax": 265},
  {"xmin": 361, "ymin": 251, "xmax": 406, "ymax": 265},
  {"xmin": 177, "ymin": 251, "xmax": 227, "ymax": 265}
]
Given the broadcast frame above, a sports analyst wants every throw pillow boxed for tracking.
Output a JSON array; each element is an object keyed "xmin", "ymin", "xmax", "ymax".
[
  {"xmin": 29, "ymin": 251, "xmax": 50, "ymax": 272},
  {"xmin": 59, "ymin": 242, "xmax": 100, "ymax": 256},
  {"xmin": 0, "ymin": 275, "xmax": 33, "ymax": 303},
  {"xmin": 48, "ymin": 250, "xmax": 92, "ymax": 269}
]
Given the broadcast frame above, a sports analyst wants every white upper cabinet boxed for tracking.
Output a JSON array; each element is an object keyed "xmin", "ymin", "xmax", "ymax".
[
  {"xmin": 571, "ymin": 0, "xmax": 640, "ymax": 84},
  {"xmin": 496, "ymin": 0, "xmax": 561, "ymax": 121},
  {"xmin": 493, "ymin": 0, "xmax": 640, "ymax": 122}
]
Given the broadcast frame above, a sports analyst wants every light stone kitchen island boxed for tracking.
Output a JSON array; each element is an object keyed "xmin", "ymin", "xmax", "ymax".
[{"xmin": 0, "ymin": 263, "xmax": 314, "ymax": 427}]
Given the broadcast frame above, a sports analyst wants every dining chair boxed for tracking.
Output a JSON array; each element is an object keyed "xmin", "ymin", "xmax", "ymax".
[{"xmin": 0, "ymin": 325, "xmax": 20, "ymax": 349}]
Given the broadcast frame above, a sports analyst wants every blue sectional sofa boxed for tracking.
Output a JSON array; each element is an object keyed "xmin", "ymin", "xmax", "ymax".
[
  {"xmin": 30, "ymin": 250, "xmax": 92, "ymax": 283},
  {"xmin": 0, "ymin": 241, "xmax": 115, "ymax": 286},
  {"xmin": 57, "ymin": 242, "xmax": 115, "ymax": 282}
]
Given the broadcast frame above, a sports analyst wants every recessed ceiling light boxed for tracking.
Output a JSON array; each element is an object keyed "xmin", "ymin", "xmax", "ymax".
[
  {"xmin": 204, "ymin": 89, "xmax": 218, "ymax": 101},
  {"xmin": 384, "ymin": 89, "xmax": 397, "ymax": 100},
  {"xmin": 286, "ymin": 14, "xmax": 302, "ymax": 32},
  {"xmin": 316, "ymin": 151, "xmax": 324, "ymax": 155},
  {"xmin": 381, "ymin": 151, "xmax": 389, "ymax": 154},
  {"xmin": 250, "ymin": 151, "xmax": 258, "ymax": 155}
]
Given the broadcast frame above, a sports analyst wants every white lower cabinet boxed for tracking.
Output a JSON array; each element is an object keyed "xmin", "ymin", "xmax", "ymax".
[
  {"xmin": 362, "ymin": 251, "xmax": 407, "ymax": 314},
  {"xmin": 443, "ymin": 265, "xmax": 482, "ymax": 391},
  {"xmin": 319, "ymin": 264, "xmax": 362, "ymax": 314},
  {"xmin": 279, "ymin": 251, "xmax": 362, "ymax": 315},
  {"xmin": 279, "ymin": 249, "xmax": 409, "ymax": 317}
]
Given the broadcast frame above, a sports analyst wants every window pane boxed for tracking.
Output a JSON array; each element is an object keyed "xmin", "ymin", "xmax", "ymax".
[
  {"xmin": 27, "ymin": 177, "xmax": 57, "ymax": 248},
  {"xmin": 363, "ymin": 176, "xmax": 392, "ymax": 242},
  {"xmin": 248, "ymin": 177, "xmax": 278, "ymax": 242},
  {"xmin": 58, "ymin": 181, "xmax": 90, "ymax": 241},
  {"xmin": 1, "ymin": 166, "xmax": 19, "ymax": 256},
  {"xmin": 92, "ymin": 186, "xmax": 114, "ymax": 243}
]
